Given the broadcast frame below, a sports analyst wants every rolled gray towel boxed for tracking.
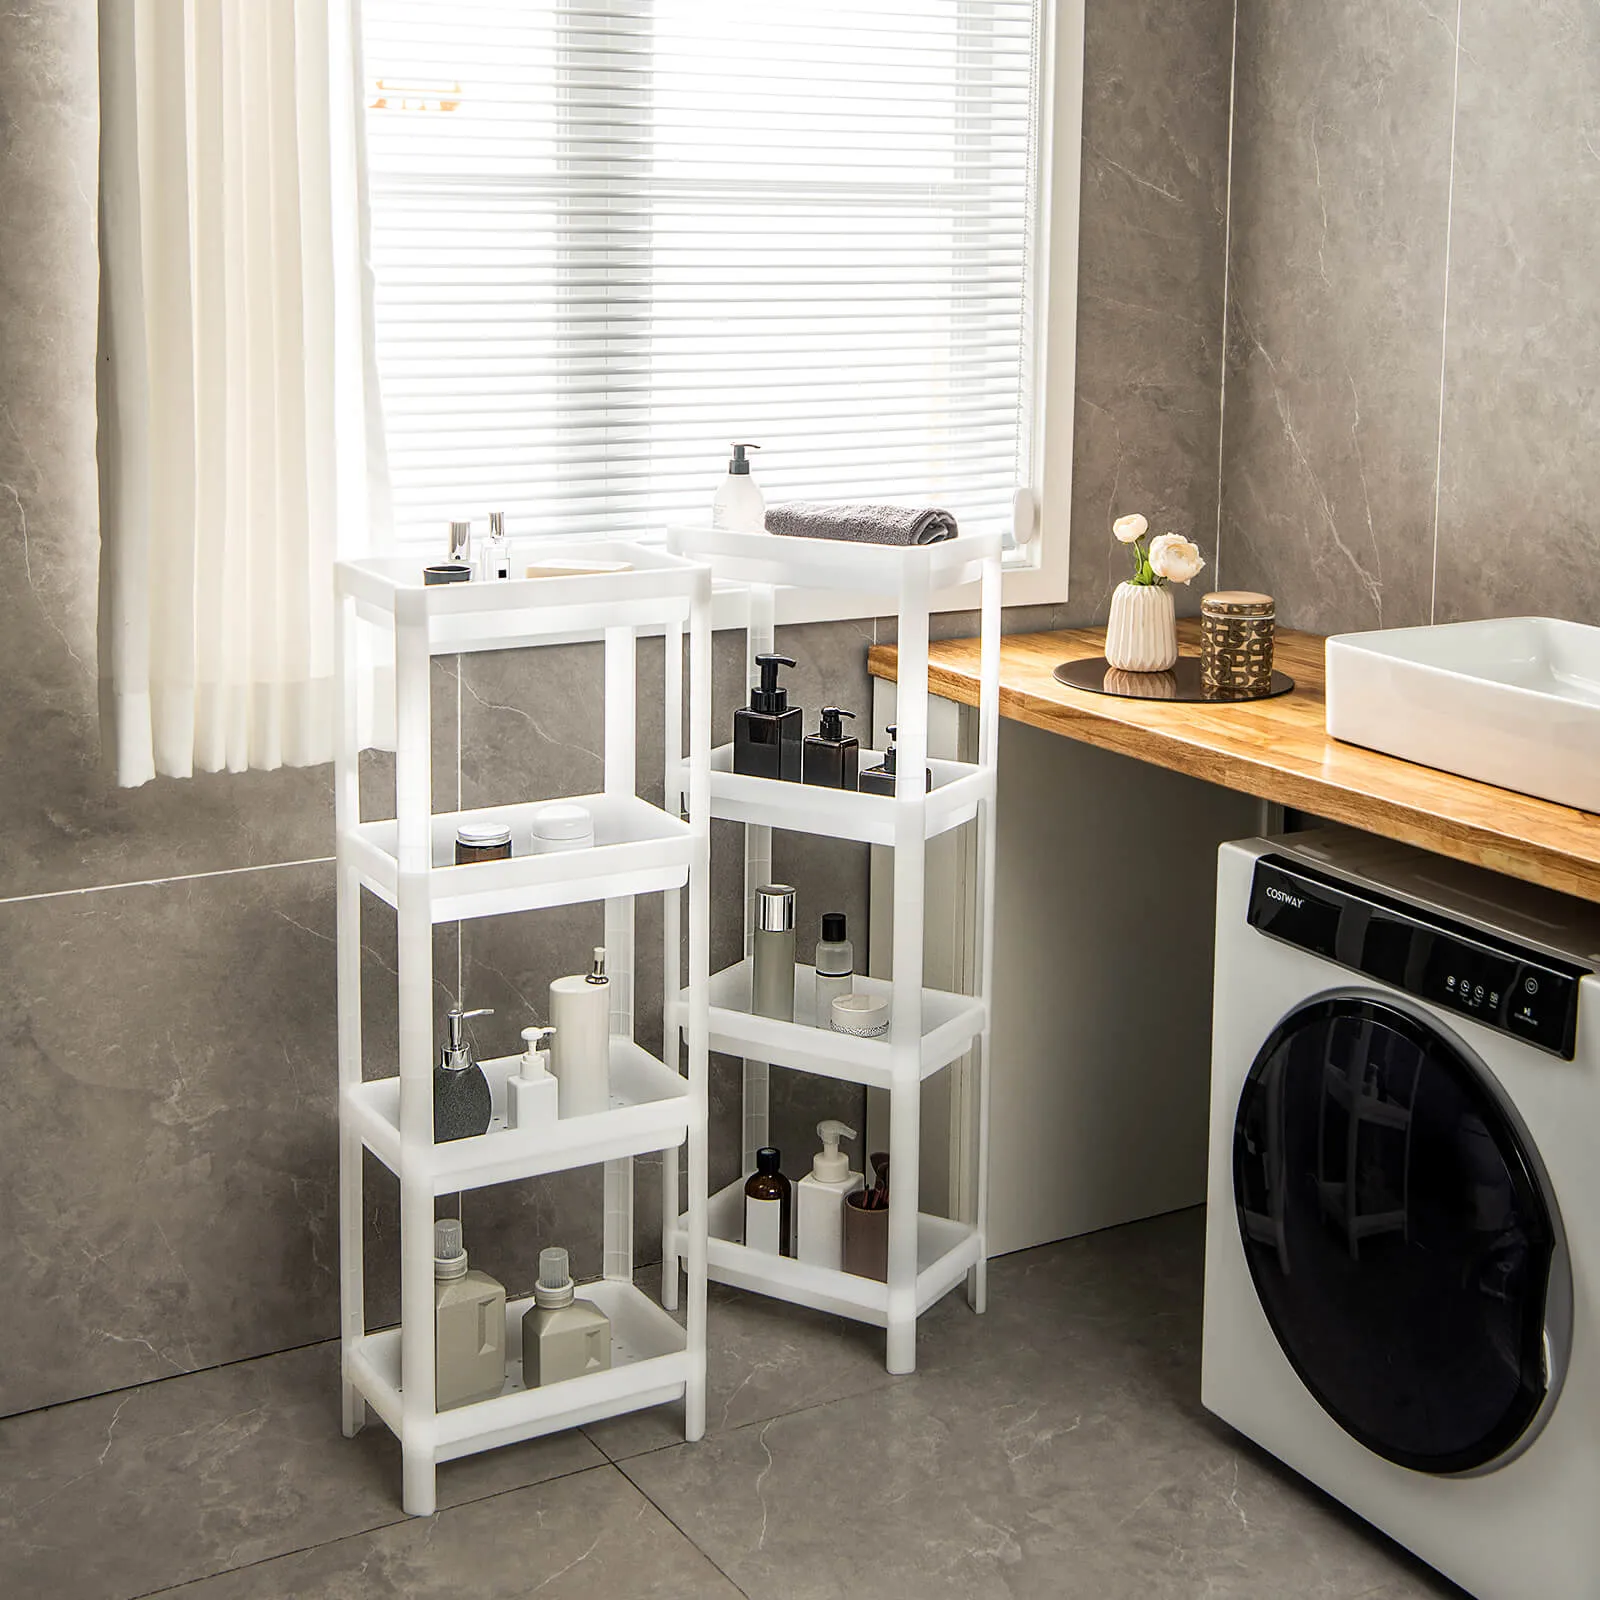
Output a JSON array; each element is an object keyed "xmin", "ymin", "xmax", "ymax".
[{"xmin": 765, "ymin": 501, "xmax": 959, "ymax": 546}]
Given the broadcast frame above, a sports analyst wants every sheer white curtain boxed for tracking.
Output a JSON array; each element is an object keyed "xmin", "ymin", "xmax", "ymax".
[{"xmin": 98, "ymin": 0, "xmax": 389, "ymax": 786}]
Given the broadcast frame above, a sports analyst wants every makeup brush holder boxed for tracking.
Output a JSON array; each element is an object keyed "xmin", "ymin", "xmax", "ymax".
[{"xmin": 842, "ymin": 1189, "xmax": 890, "ymax": 1281}]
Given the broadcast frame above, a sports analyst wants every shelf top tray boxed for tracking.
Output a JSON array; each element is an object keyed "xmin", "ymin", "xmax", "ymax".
[
  {"xmin": 337, "ymin": 540, "xmax": 709, "ymax": 651},
  {"xmin": 698, "ymin": 960, "xmax": 985, "ymax": 1088},
  {"xmin": 666, "ymin": 524, "xmax": 1002, "ymax": 598},
  {"xmin": 701, "ymin": 745, "xmax": 993, "ymax": 845},
  {"xmin": 346, "ymin": 1039, "xmax": 689, "ymax": 1191},
  {"xmin": 344, "ymin": 792, "xmax": 694, "ymax": 920}
]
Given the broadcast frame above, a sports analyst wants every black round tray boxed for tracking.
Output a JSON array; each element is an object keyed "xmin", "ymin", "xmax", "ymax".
[{"xmin": 1053, "ymin": 655, "xmax": 1295, "ymax": 703}]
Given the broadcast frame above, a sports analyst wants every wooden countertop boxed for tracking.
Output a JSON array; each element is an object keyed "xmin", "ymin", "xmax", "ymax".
[{"xmin": 867, "ymin": 620, "xmax": 1600, "ymax": 905}]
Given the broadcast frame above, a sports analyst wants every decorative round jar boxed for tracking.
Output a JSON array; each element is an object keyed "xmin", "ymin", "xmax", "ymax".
[
  {"xmin": 528, "ymin": 801, "xmax": 595, "ymax": 854},
  {"xmin": 1201, "ymin": 590, "xmax": 1276, "ymax": 697},
  {"xmin": 1105, "ymin": 581, "xmax": 1178, "ymax": 672}
]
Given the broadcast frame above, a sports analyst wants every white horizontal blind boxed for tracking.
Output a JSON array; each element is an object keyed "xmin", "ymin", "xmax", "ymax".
[{"xmin": 361, "ymin": 0, "xmax": 1041, "ymax": 548}]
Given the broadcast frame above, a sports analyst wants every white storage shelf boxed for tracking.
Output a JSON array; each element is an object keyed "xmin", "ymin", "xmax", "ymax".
[
  {"xmin": 671, "ymin": 1182, "xmax": 981, "ymax": 1329},
  {"xmin": 340, "ymin": 542, "xmax": 705, "ymax": 655},
  {"xmin": 694, "ymin": 961, "xmax": 985, "ymax": 1091},
  {"xmin": 661, "ymin": 521, "xmax": 1001, "ymax": 1378},
  {"xmin": 346, "ymin": 1279, "xmax": 689, "ymax": 1462},
  {"xmin": 334, "ymin": 539, "xmax": 713, "ymax": 1517},
  {"xmin": 346, "ymin": 1040, "xmax": 690, "ymax": 1194},
  {"xmin": 348, "ymin": 794, "xmax": 693, "ymax": 922},
  {"xmin": 666, "ymin": 524, "xmax": 1002, "ymax": 596},
  {"xmin": 695, "ymin": 746, "xmax": 993, "ymax": 845}
]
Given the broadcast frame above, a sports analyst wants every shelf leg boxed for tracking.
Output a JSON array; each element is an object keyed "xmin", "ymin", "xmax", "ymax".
[
  {"xmin": 661, "ymin": 1141, "xmax": 680, "ymax": 1312},
  {"xmin": 402, "ymin": 1447, "xmax": 437, "ymax": 1519}
]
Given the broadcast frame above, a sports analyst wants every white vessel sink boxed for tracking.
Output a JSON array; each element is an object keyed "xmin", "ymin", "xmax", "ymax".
[{"xmin": 1325, "ymin": 617, "xmax": 1600, "ymax": 814}]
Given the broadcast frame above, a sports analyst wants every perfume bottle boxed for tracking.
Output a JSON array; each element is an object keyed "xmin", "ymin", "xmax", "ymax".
[
  {"xmin": 802, "ymin": 707, "xmax": 859, "ymax": 789},
  {"xmin": 733, "ymin": 653, "xmax": 803, "ymax": 781}
]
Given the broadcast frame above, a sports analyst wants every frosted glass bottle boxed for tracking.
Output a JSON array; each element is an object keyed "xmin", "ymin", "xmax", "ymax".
[{"xmin": 429, "ymin": 1219, "xmax": 506, "ymax": 1411}]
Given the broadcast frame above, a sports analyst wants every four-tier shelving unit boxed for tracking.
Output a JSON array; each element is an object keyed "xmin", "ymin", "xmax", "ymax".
[
  {"xmin": 662, "ymin": 526, "xmax": 1003, "ymax": 1375},
  {"xmin": 333, "ymin": 543, "xmax": 712, "ymax": 1516}
]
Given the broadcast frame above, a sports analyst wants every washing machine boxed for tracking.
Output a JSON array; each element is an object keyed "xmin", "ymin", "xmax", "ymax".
[{"xmin": 1204, "ymin": 830, "xmax": 1600, "ymax": 1600}]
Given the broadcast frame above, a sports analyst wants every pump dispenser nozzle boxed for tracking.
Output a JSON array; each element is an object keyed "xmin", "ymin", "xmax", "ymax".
[
  {"xmin": 817, "ymin": 707, "xmax": 854, "ymax": 742},
  {"xmin": 750, "ymin": 653, "xmax": 796, "ymax": 715},
  {"xmin": 586, "ymin": 947, "xmax": 608, "ymax": 986},
  {"xmin": 812, "ymin": 1120, "xmax": 857, "ymax": 1182},
  {"xmin": 882, "ymin": 725, "xmax": 899, "ymax": 773},
  {"xmin": 727, "ymin": 442, "xmax": 760, "ymax": 475},
  {"xmin": 440, "ymin": 1007, "xmax": 493, "ymax": 1072}
]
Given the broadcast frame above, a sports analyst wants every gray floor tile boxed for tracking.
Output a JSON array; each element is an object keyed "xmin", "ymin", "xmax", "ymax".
[
  {"xmin": 620, "ymin": 1341, "xmax": 1459, "ymax": 1600},
  {"xmin": 585, "ymin": 1277, "xmax": 898, "ymax": 1461},
  {"xmin": 589, "ymin": 1209, "xmax": 1203, "ymax": 1463},
  {"xmin": 0, "ymin": 1341, "xmax": 601, "ymax": 1600},
  {"xmin": 147, "ymin": 1465, "xmax": 743, "ymax": 1600}
]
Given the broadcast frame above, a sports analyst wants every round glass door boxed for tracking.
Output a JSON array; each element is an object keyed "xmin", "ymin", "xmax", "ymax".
[{"xmin": 1234, "ymin": 996, "xmax": 1559, "ymax": 1474}]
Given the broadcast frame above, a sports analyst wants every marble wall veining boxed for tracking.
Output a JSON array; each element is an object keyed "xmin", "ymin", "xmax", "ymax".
[
  {"xmin": 1, "ymin": 0, "xmax": 1234, "ymax": 1417},
  {"xmin": 1219, "ymin": 0, "xmax": 1600, "ymax": 631}
]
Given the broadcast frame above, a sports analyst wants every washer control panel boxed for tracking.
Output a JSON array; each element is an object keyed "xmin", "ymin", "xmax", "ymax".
[{"xmin": 1249, "ymin": 855, "xmax": 1585, "ymax": 1059}]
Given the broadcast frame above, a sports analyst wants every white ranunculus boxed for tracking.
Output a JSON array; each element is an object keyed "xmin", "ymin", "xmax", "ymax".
[
  {"xmin": 1112, "ymin": 513, "xmax": 1148, "ymax": 544},
  {"xmin": 1148, "ymin": 533, "xmax": 1207, "ymax": 585}
]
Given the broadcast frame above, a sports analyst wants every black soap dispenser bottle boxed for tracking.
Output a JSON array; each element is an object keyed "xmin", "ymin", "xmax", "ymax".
[
  {"xmin": 859, "ymin": 725, "xmax": 933, "ymax": 797},
  {"xmin": 733, "ymin": 653, "xmax": 803, "ymax": 781},
  {"xmin": 803, "ymin": 707, "xmax": 859, "ymax": 789},
  {"xmin": 434, "ymin": 1006, "xmax": 494, "ymax": 1142}
]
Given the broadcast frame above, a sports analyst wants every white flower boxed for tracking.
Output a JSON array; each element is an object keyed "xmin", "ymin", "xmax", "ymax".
[
  {"xmin": 1112, "ymin": 513, "xmax": 1148, "ymax": 544},
  {"xmin": 1148, "ymin": 533, "xmax": 1206, "ymax": 585}
]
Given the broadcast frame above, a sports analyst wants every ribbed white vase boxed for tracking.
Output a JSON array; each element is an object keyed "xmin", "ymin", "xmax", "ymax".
[{"xmin": 1105, "ymin": 581, "xmax": 1178, "ymax": 672}]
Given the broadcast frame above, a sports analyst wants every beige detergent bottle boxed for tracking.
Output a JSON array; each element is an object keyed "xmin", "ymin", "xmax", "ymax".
[
  {"xmin": 430, "ymin": 1218, "xmax": 506, "ymax": 1410},
  {"xmin": 521, "ymin": 1247, "xmax": 612, "ymax": 1387}
]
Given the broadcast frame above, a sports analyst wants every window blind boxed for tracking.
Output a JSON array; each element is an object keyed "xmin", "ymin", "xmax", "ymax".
[{"xmin": 361, "ymin": 0, "xmax": 1042, "ymax": 548}]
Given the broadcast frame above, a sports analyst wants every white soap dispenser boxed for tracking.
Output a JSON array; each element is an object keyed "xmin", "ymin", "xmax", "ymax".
[
  {"xmin": 509, "ymin": 1026, "xmax": 560, "ymax": 1129},
  {"xmin": 712, "ymin": 442, "xmax": 766, "ymax": 533},
  {"xmin": 795, "ymin": 1119, "xmax": 864, "ymax": 1271}
]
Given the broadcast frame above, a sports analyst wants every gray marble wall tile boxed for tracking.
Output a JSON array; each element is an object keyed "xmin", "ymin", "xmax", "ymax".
[
  {"xmin": 1062, "ymin": 0, "xmax": 1236, "ymax": 629},
  {"xmin": 1433, "ymin": 1, "xmax": 1600, "ymax": 624},
  {"xmin": 0, "ymin": 863, "xmax": 343, "ymax": 1414},
  {"xmin": 1218, "ymin": 2, "xmax": 1456, "ymax": 632},
  {"xmin": 0, "ymin": 3, "xmax": 346, "ymax": 898}
]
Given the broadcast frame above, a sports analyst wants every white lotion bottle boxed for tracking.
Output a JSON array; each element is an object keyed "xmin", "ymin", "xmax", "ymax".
[
  {"xmin": 813, "ymin": 912, "xmax": 853, "ymax": 1022},
  {"xmin": 509, "ymin": 1025, "xmax": 560, "ymax": 1129},
  {"xmin": 549, "ymin": 948, "xmax": 611, "ymax": 1118},
  {"xmin": 795, "ymin": 1120, "xmax": 864, "ymax": 1271},
  {"xmin": 712, "ymin": 442, "xmax": 766, "ymax": 533}
]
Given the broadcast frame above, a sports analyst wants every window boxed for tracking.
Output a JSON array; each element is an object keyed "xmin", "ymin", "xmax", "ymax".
[{"xmin": 362, "ymin": 0, "xmax": 1051, "ymax": 572}]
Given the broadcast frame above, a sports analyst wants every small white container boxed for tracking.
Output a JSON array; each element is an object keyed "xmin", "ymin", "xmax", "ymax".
[
  {"xmin": 711, "ymin": 442, "xmax": 766, "ymax": 533},
  {"xmin": 529, "ymin": 802, "xmax": 595, "ymax": 854},
  {"xmin": 830, "ymin": 992, "xmax": 890, "ymax": 1038}
]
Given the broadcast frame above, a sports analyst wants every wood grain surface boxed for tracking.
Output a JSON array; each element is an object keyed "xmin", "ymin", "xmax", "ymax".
[{"xmin": 868, "ymin": 621, "xmax": 1600, "ymax": 904}]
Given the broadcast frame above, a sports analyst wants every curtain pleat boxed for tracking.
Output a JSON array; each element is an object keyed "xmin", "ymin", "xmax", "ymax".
[{"xmin": 99, "ymin": 0, "xmax": 389, "ymax": 786}]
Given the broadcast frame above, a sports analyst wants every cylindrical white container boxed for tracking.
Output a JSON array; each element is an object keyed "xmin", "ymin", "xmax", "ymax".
[
  {"xmin": 830, "ymin": 992, "xmax": 890, "ymax": 1038},
  {"xmin": 1105, "ymin": 581, "xmax": 1178, "ymax": 672},
  {"xmin": 549, "ymin": 948, "xmax": 611, "ymax": 1117},
  {"xmin": 530, "ymin": 802, "xmax": 595, "ymax": 854}
]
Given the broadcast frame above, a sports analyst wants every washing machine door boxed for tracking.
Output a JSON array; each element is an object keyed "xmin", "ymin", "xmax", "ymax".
[{"xmin": 1234, "ymin": 995, "xmax": 1561, "ymax": 1475}]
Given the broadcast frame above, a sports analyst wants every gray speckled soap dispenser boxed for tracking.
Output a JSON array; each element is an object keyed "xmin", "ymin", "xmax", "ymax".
[{"xmin": 434, "ymin": 1006, "xmax": 494, "ymax": 1142}]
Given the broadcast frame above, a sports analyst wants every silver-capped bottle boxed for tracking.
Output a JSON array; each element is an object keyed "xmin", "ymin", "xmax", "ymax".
[{"xmin": 752, "ymin": 884, "xmax": 796, "ymax": 1021}]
